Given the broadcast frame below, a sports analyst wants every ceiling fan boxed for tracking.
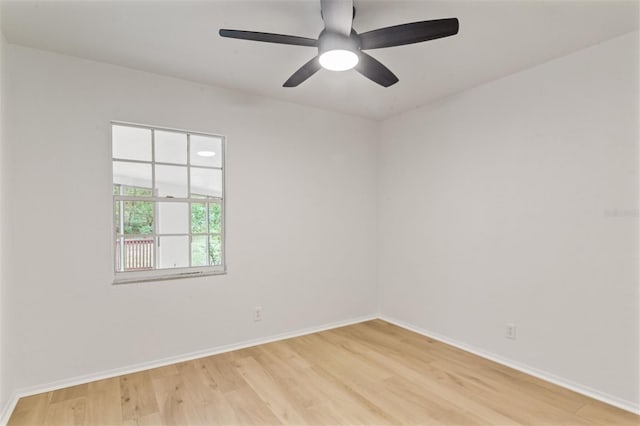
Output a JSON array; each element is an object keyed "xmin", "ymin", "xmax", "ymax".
[{"xmin": 219, "ymin": 0, "xmax": 459, "ymax": 88}]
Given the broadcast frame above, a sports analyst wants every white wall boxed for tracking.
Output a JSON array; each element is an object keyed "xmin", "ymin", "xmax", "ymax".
[
  {"xmin": 1, "ymin": 44, "xmax": 378, "ymax": 405},
  {"xmin": 378, "ymin": 31, "xmax": 639, "ymax": 408}
]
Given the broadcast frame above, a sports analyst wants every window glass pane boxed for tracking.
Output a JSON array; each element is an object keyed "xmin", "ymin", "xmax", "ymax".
[
  {"xmin": 156, "ymin": 165, "xmax": 187, "ymax": 198},
  {"xmin": 210, "ymin": 234, "xmax": 222, "ymax": 265},
  {"xmin": 191, "ymin": 236, "xmax": 208, "ymax": 267},
  {"xmin": 119, "ymin": 237, "xmax": 154, "ymax": 271},
  {"xmin": 209, "ymin": 203, "xmax": 221, "ymax": 233},
  {"xmin": 157, "ymin": 202, "xmax": 188, "ymax": 234},
  {"xmin": 123, "ymin": 201, "xmax": 154, "ymax": 235},
  {"xmin": 122, "ymin": 186, "xmax": 153, "ymax": 197},
  {"xmin": 158, "ymin": 236, "xmax": 189, "ymax": 269},
  {"xmin": 191, "ymin": 203, "xmax": 207, "ymax": 233},
  {"xmin": 155, "ymin": 130, "xmax": 187, "ymax": 165},
  {"xmin": 112, "ymin": 125, "xmax": 151, "ymax": 161},
  {"xmin": 113, "ymin": 162, "xmax": 152, "ymax": 192},
  {"xmin": 115, "ymin": 201, "xmax": 121, "ymax": 234},
  {"xmin": 113, "ymin": 184, "xmax": 120, "ymax": 196},
  {"xmin": 191, "ymin": 168, "xmax": 222, "ymax": 198},
  {"xmin": 190, "ymin": 135, "xmax": 222, "ymax": 167}
]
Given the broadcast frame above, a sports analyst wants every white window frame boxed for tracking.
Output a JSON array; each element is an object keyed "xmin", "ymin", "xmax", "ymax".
[{"xmin": 111, "ymin": 121, "xmax": 226, "ymax": 284}]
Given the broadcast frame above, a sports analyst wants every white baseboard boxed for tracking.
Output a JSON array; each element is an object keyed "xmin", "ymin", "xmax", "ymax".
[
  {"xmin": 0, "ymin": 314, "xmax": 377, "ymax": 425},
  {"xmin": 0, "ymin": 395, "xmax": 19, "ymax": 426},
  {"xmin": 379, "ymin": 314, "xmax": 640, "ymax": 416}
]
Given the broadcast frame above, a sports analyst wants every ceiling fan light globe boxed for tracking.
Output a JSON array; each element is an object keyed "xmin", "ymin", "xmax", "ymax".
[{"xmin": 319, "ymin": 49, "xmax": 359, "ymax": 71}]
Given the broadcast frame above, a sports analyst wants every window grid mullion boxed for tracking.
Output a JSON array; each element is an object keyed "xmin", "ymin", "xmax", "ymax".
[
  {"xmin": 117, "ymin": 232, "xmax": 222, "ymax": 238},
  {"xmin": 112, "ymin": 157, "xmax": 220, "ymax": 170},
  {"xmin": 187, "ymin": 133, "xmax": 193, "ymax": 267},
  {"xmin": 114, "ymin": 195, "xmax": 222, "ymax": 203},
  {"xmin": 206, "ymin": 202, "xmax": 210, "ymax": 266},
  {"xmin": 152, "ymin": 129, "xmax": 158, "ymax": 269},
  {"xmin": 221, "ymin": 142, "xmax": 225, "ymax": 267},
  {"xmin": 119, "ymin": 185, "xmax": 125, "ymax": 272}
]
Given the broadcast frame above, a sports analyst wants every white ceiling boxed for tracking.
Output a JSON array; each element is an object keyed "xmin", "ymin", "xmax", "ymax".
[{"xmin": 1, "ymin": 0, "xmax": 638, "ymax": 120}]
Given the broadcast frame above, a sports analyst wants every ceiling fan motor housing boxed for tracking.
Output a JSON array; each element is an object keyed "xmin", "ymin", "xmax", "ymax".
[{"xmin": 318, "ymin": 31, "xmax": 360, "ymax": 57}]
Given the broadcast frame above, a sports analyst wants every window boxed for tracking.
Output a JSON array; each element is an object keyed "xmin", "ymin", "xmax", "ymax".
[{"xmin": 112, "ymin": 122, "xmax": 225, "ymax": 283}]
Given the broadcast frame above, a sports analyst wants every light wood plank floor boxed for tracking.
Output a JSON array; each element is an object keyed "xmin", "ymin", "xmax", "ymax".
[{"xmin": 8, "ymin": 320, "xmax": 639, "ymax": 425}]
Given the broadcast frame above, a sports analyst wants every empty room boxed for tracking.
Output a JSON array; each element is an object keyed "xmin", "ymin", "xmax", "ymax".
[{"xmin": 0, "ymin": 0, "xmax": 638, "ymax": 424}]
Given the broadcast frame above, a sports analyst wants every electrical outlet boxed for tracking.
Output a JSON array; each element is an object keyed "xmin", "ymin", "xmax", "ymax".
[
  {"xmin": 254, "ymin": 306, "xmax": 262, "ymax": 322},
  {"xmin": 506, "ymin": 323, "xmax": 516, "ymax": 340}
]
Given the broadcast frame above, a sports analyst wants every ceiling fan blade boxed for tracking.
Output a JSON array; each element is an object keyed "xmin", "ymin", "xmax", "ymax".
[
  {"xmin": 283, "ymin": 56, "xmax": 322, "ymax": 87},
  {"xmin": 354, "ymin": 52, "xmax": 399, "ymax": 87},
  {"xmin": 359, "ymin": 18, "xmax": 459, "ymax": 50},
  {"xmin": 219, "ymin": 29, "xmax": 317, "ymax": 47},
  {"xmin": 320, "ymin": 0, "xmax": 353, "ymax": 36}
]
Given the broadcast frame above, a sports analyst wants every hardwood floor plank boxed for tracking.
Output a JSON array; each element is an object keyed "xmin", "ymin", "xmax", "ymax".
[
  {"xmin": 42, "ymin": 397, "xmax": 87, "ymax": 426},
  {"xmin": 224, "ymin": 385, "xmax": 282, "ymax": 425},
  {"xmin": 300, "ymin": 401, "xmax": 350, "ymax": 426},
  {"xmin": 197, "ymin": 390, "xmax": 239, "ymax": 426},
  {"xmin": 85, "ymin": 377, "xmax": 122, "ymax": 426},
  {"xmin": 140, "ymin": 412, "xmax": 167, "ymax": 426},
  {"xmin": 200, "ymin": 352, "xmax": 246, "ymax": 394},
  {"xmin": 146, "ymin": 364, "xmax": 179, "ymax": 381},
  {"xmin": 119, "ymin": 371, "xmax": 159, "ymax": 421},
  {"xmin": 576, "ymin": 400, "xmax": 640, "ymax": 425},
  {"xmin": 174, "ymin": 359, "xmax": 239, "ymax": 425},
  {"xmin": 301, "ymin": 364, "xmax": 399, "ymax": 425},
  {"xmin": 251, "ymin": 344, "xmax": 327, "ymax": 410},
  {"xmin": 381, "ymin": 376, "xmax": 490, "ymax": 425},
  {"xmin": 261, "ymin": 340, "xmax": 312, "ymax": 370},
  {"xmin": 7, "ymin": 392, "xmax": 52, "ymax": 426},
  {"xmin": 234, "ymin": 355, "xmax": 309, "ymax": 424},
  {"xmin": 11, "ymin": 392, "xmax": 52, "ymax": 414},
  {"xmin": 151, "ymin": 373, "xmax": 205, "ymax": 426},
  {"xmin": 6, "ymin": 320, "xmax": 639, "ymax": 425},
  {"xmin": 174, "ymin": 360, "xmax": 219, "ymax": 404},
  {"xmin": 282, "ymin": 357, "xmax": 398, "ymax": 425},
  {"xmin": 49, "ymin": 384, "xmax": 88, "ymax": 405}
]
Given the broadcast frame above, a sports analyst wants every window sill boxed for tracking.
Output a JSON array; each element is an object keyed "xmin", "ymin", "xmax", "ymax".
[{"xmin": 113, "ymin": 269, "xmax": 227, "ymax": 285}]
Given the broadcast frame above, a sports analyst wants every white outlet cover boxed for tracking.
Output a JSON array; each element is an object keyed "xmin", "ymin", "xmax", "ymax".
[
  {"xmin": 254, "ymin": 307, "xmax": 262, "ymax": 322},
  {"xmin": 506, "ymin": 323, "xmax": 517, "ymax": 340}
]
